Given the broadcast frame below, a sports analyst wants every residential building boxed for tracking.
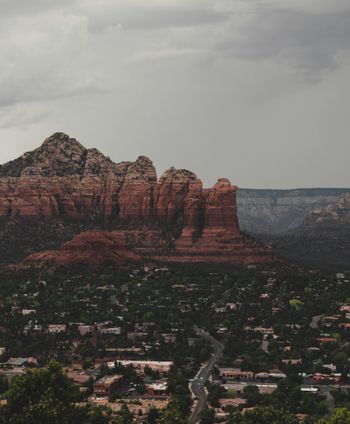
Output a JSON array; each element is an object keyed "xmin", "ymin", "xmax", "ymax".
[
  {"xmin": 48, "ymin": 324, "xmax": 67, "ymax": 334},
  {"xmin": 219, "ymin": 368, "xmax": 254, "ymax": 381},
  {"xmin": 93, "ymin": 375, "xmax": 123, "ymax": 398},
  {"xmin": 112, "ymin": 360, "xmax": 173, "ymax": 374},
  {"xmin": 99, "ymin": 327, "xmax": 121, "ymax": 335},
  {"xmin": 146, "ymin": 382, "xmax": 168, "ymax": 396}
]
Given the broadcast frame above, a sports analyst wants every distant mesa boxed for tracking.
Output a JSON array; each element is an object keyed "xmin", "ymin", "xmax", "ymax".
[
  {"xmin": 0, "ymin": 132, "xmax": 276, "ymax": 269},
  {"xmin": 305, "ymin": 192, "xmax": 350, "ymax": 225}
]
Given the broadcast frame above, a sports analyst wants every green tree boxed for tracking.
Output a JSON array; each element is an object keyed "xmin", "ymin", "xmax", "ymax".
[
  {"xmin": 320, "ymin": 408, "xmax": 350, "ymax": 424},
  {"xmin": 227, "ymin": 409, "xmax": 243, "ymax": 424},
  {"xmin": 200, "ymin": 406, "xmax": 215, "ymax": 424},
  {"xmin": 243, "ymin": 385, "xmax": 261, "ymax": 406},
  {"xmin": 227, "ymin": 389, "xmax": 237, "ymax": 399},
  {"xmin": 148, "ymin": 408, "xmax": 159, "ymax": 424},
  {"xmin": 207, "ymin": 384, "xmax": 225, "ymax": 408},
  {"xmin": 143, "ymin": 312, "xmax": 155, "ymax": 321},
  {"xmin": 115, "ymin": 403, "xmax": 133, "ymax": 424},
  {"xmin": 1, "ymin": 360, "xmax": 109, "ymax": 424},
  {"xmin": 289, "ymin": 299, "xmax": 303, "ymax": 311},
  {"xmin": 156, "ymin": 396, "xmax": 189, "ymax": 424},
  {"xmin": 232, "ymin": 406, "xmax": 299, "ymax": 424},
  {"xmin": 0, "ymin": 375, "xmax": 8, "ymax": 395},
  {"xmin": 156, "ymin": 407, "xmax": 187, "ymax": 424}
]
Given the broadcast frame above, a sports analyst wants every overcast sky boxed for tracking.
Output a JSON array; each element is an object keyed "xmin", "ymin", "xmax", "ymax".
[{"xmin": 0, "ymin": 0, "xmax": 349, "ymax": 188}]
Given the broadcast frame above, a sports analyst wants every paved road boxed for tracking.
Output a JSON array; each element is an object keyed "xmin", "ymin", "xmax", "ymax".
[
  {"xmin": 302, "ymin": 380, "xmax": 337, "ymax": 417},
  {"xmin": 310, "ymin": 314, "xmax": 324, "ymax": 329},
  {"xmin": 276, "ymin": 281, "xmax": 287, "ymax": 307},
  {"xmin": 317, "ymin": 386, "xmax": 335, "ymax": 417},
  {"xmin": 189, "ymin": 329, "xmax": 224, "ymax": 424},
  {"xmin": 261, "ymin": 337, "xmax": 269, "ymax": 354}
]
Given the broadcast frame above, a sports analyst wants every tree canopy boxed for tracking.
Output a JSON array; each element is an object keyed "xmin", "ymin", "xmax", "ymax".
[{"xmin": 0, "ymin": 361, "xmax": 109, "ymax": 424}]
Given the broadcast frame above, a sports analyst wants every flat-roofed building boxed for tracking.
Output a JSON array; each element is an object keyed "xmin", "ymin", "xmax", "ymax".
[
  {"xmin": 22, "ymin": 309, "xmax": 37, "ymax": 316},
  {"xmin": 23, "ymin": 324, "xmax": 43, "ymax": 335},
  {"xmin": 48, "ymin": 324, "xmax": 67, "ymax": 334},
  {"xmin": 146, "ymin": 382, "xmax": 168, "ymax": 396},
  {"xmin": 219, "ymin": 368, "xmax": 254, "ymax": 381},
  {"xmin": 269, "ymin": 370, "xmax": 287, "ymax": 379},
  {"xmin": 112, "ymin": 360, "xmax": 173, "ymax": 374},
  {"xmin": 219, "ymin": 398, "xmax": 247, "ymax": 409},
  {"xmin": 245, "ymin": 326, "xmax": 274, "ymax": 335},
  {"xmin": 0, "ymin": 358, "xmax": 28, "ymax": 369},
  {"xmin": 99, "ymin": 327, "xmax": 121, "ymax": 335},
  {"xmin": 0, "ymin": 367, "xmax": 25, "ymax": 381},
  {"xmin": 78, "ymin": 325, "xmax": 94, "ymax": 336},
  {"xmin": 66, "ymin": 369, "xmax": 90, "ymax": 386},
  {"xmin": 93, "ymin": 375, "xmax": 123, "ymax": 398}
]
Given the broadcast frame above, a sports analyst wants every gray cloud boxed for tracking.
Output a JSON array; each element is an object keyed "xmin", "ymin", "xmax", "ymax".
[
  {"xmin": 0, "ymin": 0, "xmax": 76, "ymax": 18},
  {"xmin": 117, "ymin": 7, "xmax": 227, "ymax": 30},
  {"xmin": 74, "ymin": 3, "xmax": 229, "ymax": 34},
  {"xmin": 0, "ymin": 0, "xmax": 349, "ymax": 188},
  {"xmin": 0, "ymin": 11, "xmax": 99, "ymax": 109},
  {"xmin": 216, "ymin": 6, "xmax": 350, "ymax": 77},
  {"xmin": 0, "ymin": 104, "xmax": 52, "ymax": 129}
]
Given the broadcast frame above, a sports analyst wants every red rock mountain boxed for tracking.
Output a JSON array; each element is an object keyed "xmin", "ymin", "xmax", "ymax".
[
  {"xmin": 22, "ymin": 231, "xmax": 141, "ymax": 269},
  {"xmin": 0, "ymin": 133, "xmax": 275, "ymax": 268}
]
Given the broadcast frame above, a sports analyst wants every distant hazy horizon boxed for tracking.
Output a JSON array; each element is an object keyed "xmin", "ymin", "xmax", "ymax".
[{"xmin": 1, "ymin": 0, "xmax": 350, "ymax": 189}]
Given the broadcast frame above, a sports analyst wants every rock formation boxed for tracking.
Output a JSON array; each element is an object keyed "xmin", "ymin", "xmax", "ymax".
[
  {"xmin": 305, "ymin": 192, "xmax": 350, "ymax": 225},
  {"xmin": 0, "ymin": 133, "xmax": 157, "ymax": 221},
  {"xmin": 153, "ymin": 167, "xmax": 199, "ymax": 226},
  {"xmin": 260, "ymin": 191, "xmax": 350, "ymax": 269},
  {"xmin": 237, "ymin": 188, "xmax": 349, "ymax": 235},
  {"xmin": 0, "ymin": 132, "xmax": 276, "ymax": 268},
  {"xmin": 21, "ymin": 231, "xmax": 140, "ymax": 269}
]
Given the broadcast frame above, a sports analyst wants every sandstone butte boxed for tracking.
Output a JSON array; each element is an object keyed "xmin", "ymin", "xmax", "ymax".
[{"xmin": 0, "ymin": 133, "xmax": 275, "ymax": 268}]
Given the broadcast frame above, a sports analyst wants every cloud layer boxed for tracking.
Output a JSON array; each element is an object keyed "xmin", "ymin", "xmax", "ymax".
[{"xmin": 0, "ymin": 0, "xmax": 350, "ymax": 188}]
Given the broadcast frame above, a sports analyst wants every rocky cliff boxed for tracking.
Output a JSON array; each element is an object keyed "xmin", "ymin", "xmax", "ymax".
[
  {"xmin": 258, "ymin": 192, "xmax": 350, "ymax": 269},
  {"xmin": 305, "ymin": 192, "xmax": 350, "ymax": 225},
  {"xmin": 237, "ymin": 188, "xmax": 349, "ymax": 234},
  {"xmin": 0, "ymin": 133, "xmax": 157, "ymax": 221},
  {"xmin": 0, "ymin": 133, "xmax": 274, "ymax": 268}
]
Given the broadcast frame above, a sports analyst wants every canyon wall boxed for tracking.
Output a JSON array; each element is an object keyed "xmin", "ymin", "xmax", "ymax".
[
  {"xmin": 237, "ymin": 188, "xmax": 349, "ymax": 234},
  {"xmin": 305, "ymin": 192, "xmax": 350, "ymax": 225}
]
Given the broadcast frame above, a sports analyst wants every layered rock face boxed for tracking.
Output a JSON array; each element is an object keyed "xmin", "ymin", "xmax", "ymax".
[
  {"xmin": 117, "ymin": 156, "xmax": 157, "ymax": 223},
  {"xmin": 305, "ymin": 192, "xmax": 350, "ymax": 225},
  {"xmin": 237, "ymin": 188, "xmax": 349, "ymax": 235},
  {"xmin": 0, "ymin": 133, "xmax": 275, "ymax": 267},
  {"xmin": 0, "ymin": 133, "xmax": 157, "ymax": 221},
  {"xmin": 260, "ymin": 192, "xmax": 350, "ymax": 269},
  {"xmin": 154, "ymin": 167, "xmax": 199, "ymax": 225},
  {"xmin": 202, "ymin": 178, "xmax": 240, "ymax": 238}
]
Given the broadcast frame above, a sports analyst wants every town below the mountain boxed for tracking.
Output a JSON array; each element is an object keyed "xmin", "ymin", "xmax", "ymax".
[
  {"xmin": 1, "ymin": 264, "xmax": 350, "ymax": 423},
  {"xmin": 0, "ymin": 135, "xmax": 350, "ymax": 423}
]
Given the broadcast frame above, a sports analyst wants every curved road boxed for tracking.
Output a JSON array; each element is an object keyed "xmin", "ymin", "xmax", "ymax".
[{"xmin": 189, "ymin": 329, "xmax": 224, "ymax": 423}]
